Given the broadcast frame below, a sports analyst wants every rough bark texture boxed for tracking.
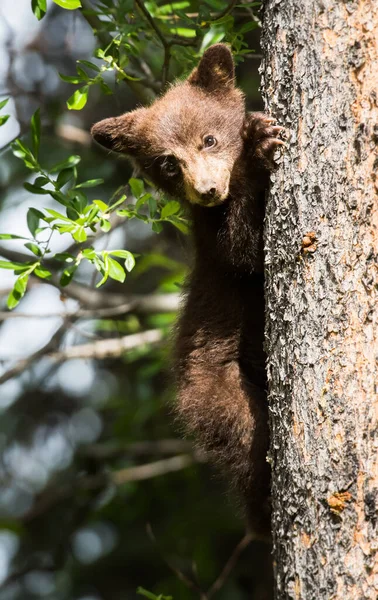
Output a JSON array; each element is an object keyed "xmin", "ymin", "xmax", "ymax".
[{"xmin": 260, "ymin": 1, "xmax": 378, "ymax": 598}]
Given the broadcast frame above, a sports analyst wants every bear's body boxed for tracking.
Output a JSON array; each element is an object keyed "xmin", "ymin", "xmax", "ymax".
[{"xmin": 91, "ymin": 44, "xmax": 283, "ymax": 533}]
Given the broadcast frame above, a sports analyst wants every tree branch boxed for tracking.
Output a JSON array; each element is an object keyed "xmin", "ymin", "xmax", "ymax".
[
  {"xmin": 133, "ymin": 0, "xmax": 196, "ymax": 86},
  {"xmin": 0, "ymin": 323, "xmax": 68, "ymax": 385},
  {"xmin": 80, "ymin": 0, "xmax": 153, "ymax": 103},
  {"xmin": 216, "ymin": 0, "xmax": 238, "ymax": 20},
  {"xmin": 111, "ymin": 454, "xmax": 199, "ymax": 485},
  {"xmin": 22, "ymin": 452, "xmax": 203, "ymax": 523},
  {"xmin": 81, "ymin": 438, "xmax": 197, "ymax": 460},
  {"xmin": 0, "ymin": 243, "xmax": 180, "ymax": 314},
  {"xmin": 0, "ymin": 292, "xmax": 180, "ymax": 320},
  {"xmin": 48, "ymin": 328, "xmax": 164, "ymax": 361}
]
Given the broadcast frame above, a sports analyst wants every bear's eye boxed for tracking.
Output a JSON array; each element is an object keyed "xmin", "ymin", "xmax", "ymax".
[
  {"xmin": 161, "ymin": 156, "xmax": 180, "ymax": 177},
  {"xmin": 203, "ymin": 135, "xmax": 217, "ymax": 149}
]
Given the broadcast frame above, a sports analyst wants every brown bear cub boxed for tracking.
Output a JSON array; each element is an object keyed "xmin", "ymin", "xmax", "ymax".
[{"xmin": 91, "ymin": 44, "xmax": 283, "ymax": 534}]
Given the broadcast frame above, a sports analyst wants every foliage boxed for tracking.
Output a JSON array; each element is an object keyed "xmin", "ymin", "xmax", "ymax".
[
  {"xmin": 0, "ymin": 0, "xmax": 259, "ymax": 307},
  {"xmin": 0, "ymin": 1, "xmax": 265, "ymax": 598},
  {"xmin": 138, "ymin": 587, "xmax": 173, "ymax": 600}
]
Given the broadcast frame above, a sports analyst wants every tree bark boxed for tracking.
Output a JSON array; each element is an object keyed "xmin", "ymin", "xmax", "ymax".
[{"xmin": 260, "ymin": 1, "xmax": 378, "ymax": 598}]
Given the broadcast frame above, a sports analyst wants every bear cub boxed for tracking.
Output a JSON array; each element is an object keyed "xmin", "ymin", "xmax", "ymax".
[{"xmin": 91, "ymin": 44, "xmax": 283, "ymax": 534}]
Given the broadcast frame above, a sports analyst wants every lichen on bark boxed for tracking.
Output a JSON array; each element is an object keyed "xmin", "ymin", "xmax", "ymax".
[{"xmin": 260, "ymin": 0, "xmax": 378, "ymax": 598}]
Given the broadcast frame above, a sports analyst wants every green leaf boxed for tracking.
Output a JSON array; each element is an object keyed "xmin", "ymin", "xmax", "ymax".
[
  {"xmin": 76, "ymin": 65, "xmax": 89, "ymax": 81},
  {"xmin": 100, "ymin": 219, "xmax": 111, "ymax": 232},
  {"xmin": 161, "ymin": 201, "xmax": 180, "ymax": 218},
  {"xmin": 57, "ymin": 168, "xmax": 75, "ymax": 189},
  {"xmin": 54, "ymin": 252, "xmax": 75, "ymax": 262},
  {"xmin": 0, "ymin": 115, "xmax": 10, "ymax": 127},
  {"xmin": 7, "ymin": 268, "xmax": 35, "ymax": 309},
  {"xmin": 93, "ymin": 254, "xmax": 104, "ymax": 273},
  {"xmin": 60, "ymin": 263, "xmax": 79, "ymax": 286},
  {"xmin": 99, "ymin": 81, "xmax": 113, "ymax": 95},
  {"xmin": 129, "ymin": 177, "xmax": 144, "ymax": 199},
  {"xmin": 24, "ymin": 242, "xmax": 42, "ymax": 257},
  {"xmin": 56, "ymin": 226, "xmax": 74, "ymax": 235},
  {"xmin": 52, "ymin": 0, "xmax": 82, "ymax": 9},
  {"xmin": 11, "ymin": 139, "xmax": 37, "ymax": 170},
  {"xmin": 77, "ymin": 60, "xmax": 101, "ymax": 72},
  {"xmin": 136, "ymin": 193, "xmax": 151, "ymax": 209},
  {"xmin": 34, "ymin": 265, "xmax": 52, "ymax": 279},
  {"xmin": 59, "ymin": 73, "xmax": 81, "ymax": 84},
  {"xmin": 137, "ymin": 588, "xmax": 159, "ymax": 600},
  {"xmin": 27, "ymin": 208, "xmax": 46, "ymax": 236},
  {"xmin": 24, "ymin": 182, "xmax": 50, "ymax": 195},
  {"xmin": 96, "ymin": 254, "xmax": 109, "ymax": 287},
  {"xmin": 238, "ymin": 21, "xmax": 259, "ymax": 33},
  {"xmin": 71, "ymin": 191, "xmax": 87, "ymax": 213},
  {"xmin": 0, "ymin": 99, "xmax": 9, "ymax": 110},
  {"xmin": 152, "ymin": 221, "xmax": 163, "ymax": 233},
  {"xmin": 171, "ymin": 27, "xmax": 196, "ymax": 38},
  {"xmin": 109, "ymin": 194, "xmax": 127, "ymax": 211},
  {"xmin": 168, "ymin": 217, "xmax": 190, "ymax": 234},
  {"xmin": 49, "ymin": 155, "xmax": 81, "ymax": 173},
  {"xmin": 109, "ymin": 250, "xmax": 135, "ymax": 272},
  {"xmin": 93, "ymin": 200, "xmax": 108, "ymax": 212},
  {"xmin": 156, "ymin": 1, "xmax": 190, "ymax": 14},
  {"xmin": 31, "ymin": 108, "xmax": 41, "ymax": 157},
  {"xmin": 67, "ymin": 85, "xmax": 89, "ymax": 111},
  {"xmin": 0, "ymin": 260, "xmax": 28, "ymax": 270},
  {"xmin": 31, "ymin": 0, "xmax": 47, "ymax": 20},
  {"xmin": 72, "ymin": 226, "xmax": 87, "ymax": 242},
  {"xmin": 50, "ymin": 191, "xmax": 70, "ymax": 207},
  {"xmin": 148, "ymin": 196, "xmax": 157, "ymax": 217},
  {"xmin": 137, "ymin": 587, "xmax": 172, "ymax": 600},
  {"xmin": 82, "ymin": 247, "xmax": 96, "ymax": 259},
  {"xmin": 117, "ymin": 209, "xmax": 134, "ymax": 218},
  {"xmin": 107, "ymin": 257, "xmax": 126, "ymax": 283},
  {"xmin": 201, "ymin": 28, "xmax": 226, "ymax": 51},
  {"xmin": 76, "ymin": 178, "xmax": 104, "ymax": 188},
  {"xmin": 46, "ymin": 209, "xmax": 74, "ymax": 222},
  {"xmin": 34, "ymin": 175, "xmax": 49, "ymax": 187},
  {"xmin": 0, "ymin": 234, "xmax": 29, "ymax": 241}
]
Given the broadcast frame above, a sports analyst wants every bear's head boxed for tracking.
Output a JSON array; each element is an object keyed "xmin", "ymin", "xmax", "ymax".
[{"xmin": 91, "ymin": 44, "xmax": 246, "ymax": 207}]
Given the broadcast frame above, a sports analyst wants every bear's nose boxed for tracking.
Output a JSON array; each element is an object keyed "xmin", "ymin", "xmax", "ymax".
[{"xmin": 200, "ymin": 187, "xmax": 217, "ymax": 203}]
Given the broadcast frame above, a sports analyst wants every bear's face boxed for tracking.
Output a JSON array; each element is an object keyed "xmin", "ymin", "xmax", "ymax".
[{"xmin": 91, "ymin": 45, "xmax": 246, "ymax": 207}]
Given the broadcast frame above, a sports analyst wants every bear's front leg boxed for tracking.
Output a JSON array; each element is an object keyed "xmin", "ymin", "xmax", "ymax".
[{"xmin": 243, "ymin": 112, "xmax": 285, "ymax": 170}]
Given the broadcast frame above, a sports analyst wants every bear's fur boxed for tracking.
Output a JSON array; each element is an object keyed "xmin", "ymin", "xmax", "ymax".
[{"xmin": 91, "ymin": 44, "xmax": 283, "ymax": 534}]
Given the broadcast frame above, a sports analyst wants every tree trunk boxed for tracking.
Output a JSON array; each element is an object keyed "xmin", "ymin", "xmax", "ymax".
[{"xmin": 260, "ymin": 1, "xmax": 378, "ymax": 598}]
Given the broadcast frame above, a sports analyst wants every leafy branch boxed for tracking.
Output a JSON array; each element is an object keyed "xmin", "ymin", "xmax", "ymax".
[{"xmin": 0, "ymin": 109, "xmax": 188, "ymax": 309}]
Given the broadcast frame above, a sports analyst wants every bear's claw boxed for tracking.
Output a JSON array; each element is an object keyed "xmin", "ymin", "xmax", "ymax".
[{"xmin": 244, "ymin": 112, "xmax": 286, "ymax": 169}]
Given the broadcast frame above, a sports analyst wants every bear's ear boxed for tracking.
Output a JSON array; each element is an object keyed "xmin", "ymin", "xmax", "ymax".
[
  {"xmin": 91, "ymin": 110, "xmax": 143, "ymax": 154},
  {"xmin": 188, "ymin": 44, "xmax": 235, "ymax": 92}
]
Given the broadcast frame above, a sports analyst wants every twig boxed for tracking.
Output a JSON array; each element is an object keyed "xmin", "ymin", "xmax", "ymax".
[
  {"xmin": 80, "ymin": 0, "xmax": 153, "ymax": 103},
  {"xmin": 56, "ymin": 123, "xmax": 92, "ymax": 147},
  {"xmin": 0, "ymin": 211, "xmax": 127, "ymax": 271},
  {"xmin": 22, "ymin": 453, "xmax": 201, "ymax": 523},
  {"xmin": 133, "ymin": 0, "xmax": 196, "ymax": 86},
  {"xmin": 54, "ymin": 281, "xmax": 180, "ymax": 312},
  {"xmin": 134, "ymin": 0, "xmax": 169, "ymax": 53},
  {"xmin": 134, "ymin": 0, "xmax": 171, "ymax": 85},
  {"xmin": 0, "ymin": 323, "xmax": 68, "ymax": 385},
  {"xmin": 207, "ymin": 533, "xmax": 253, "ymax": 598},
  {"xmin": 146, "ymin": 524, "xmax": 208, "ymax": 600},
  {"xmin": 47, "ymin": 328, "xmax": 164, "ymax": 361},
  {"xmin": 216, "ymin": 0, "xmax": 238, "ymax": 20},
  {"xmin": 0, "ymin": 245, "xmax": 180, "ymax": 314},
  {"xmin": 112, "ymin": 453, "xmax": 199, "ymax": 485},
  {"xmin": 81, "ymin": 438, "xmax": 198, "ymax": 460},
  {"xmin": 0, "ymin": 293, "xmax": 180, "ymax": 320},
  {"xmin": 0, "ymin": 329, "xmax": 164, "ymax": 381}
]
